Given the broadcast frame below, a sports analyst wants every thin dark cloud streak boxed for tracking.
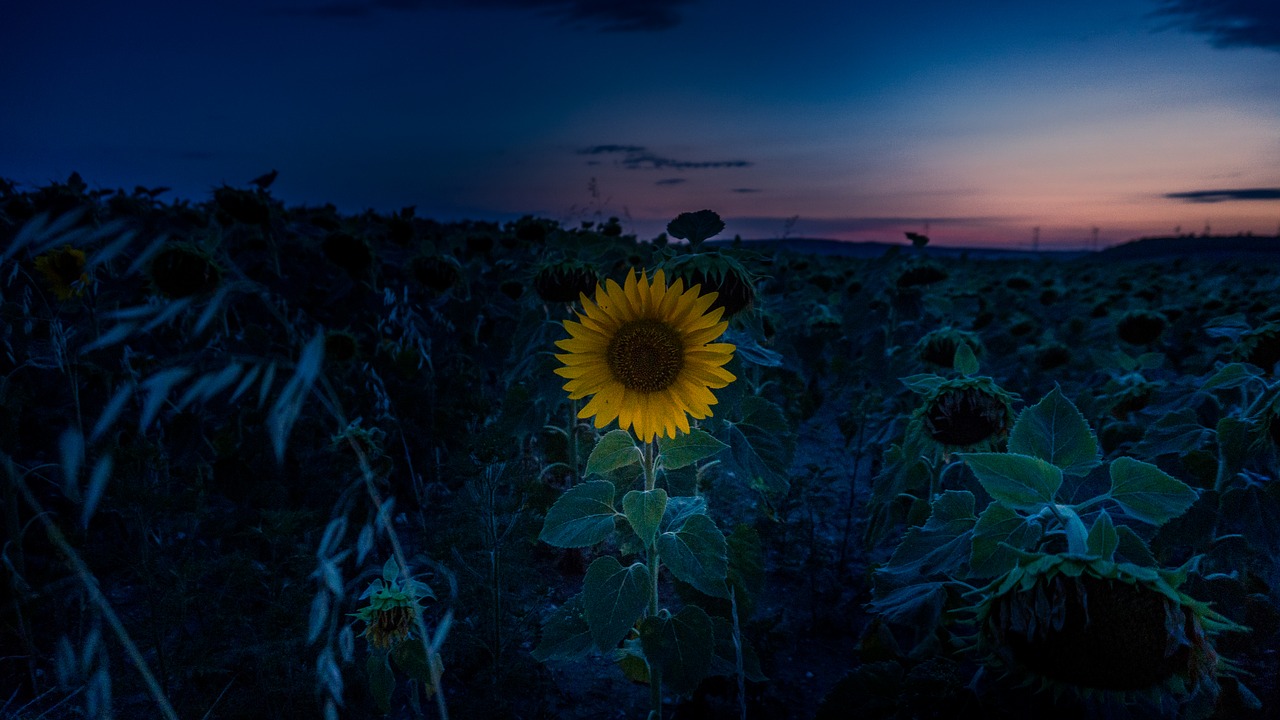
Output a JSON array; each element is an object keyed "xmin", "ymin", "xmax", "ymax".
[
  {"xmin": 278, "ymin": 0, "xmax": 698, "ymax": 31},
  {"xmin": 578, "ymin": 145, "xmax": 751, "ymax": 170},
  {"xmin": 1165, "ymin": 188, "xmax": 1280, "ymax": 202},
  {"xmin": 1149, "ymin": 0, "xmax": 1280, "ymax": 50}
]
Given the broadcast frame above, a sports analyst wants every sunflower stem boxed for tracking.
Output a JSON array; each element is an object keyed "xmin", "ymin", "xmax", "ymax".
[
  {"xmin": 642, "ymin": 439, "xmax": 663, "ymax": 720},
  {"xmin": 569, "ymin": 399, "xmax": 579, "ymax": 486},
  {"xmin": 642, "ymin": 441, "xmax": 660, "ymax": 614}
]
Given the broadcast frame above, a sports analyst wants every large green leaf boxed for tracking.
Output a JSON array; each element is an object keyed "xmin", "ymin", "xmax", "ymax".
[
  {"xmin": 390, "ymin": 637, "xmax": 432, "ymax": 685},
  {"xmin": 1132, "ymin": 409, "xmax": 1212, "ymax": 459},
  {"xmin": 953, "ymin": 342, "xmax": 979, "ymax": 376},
  {"xmin": 960, "ymin": 453, "xmax": 1062, "ymax": 512},
  {"xmin": 1200, "ymin": 362, "xmax": 1256, "ymax": 392},
  {"xmin": 901, "ymin": 374, "xmax": 947, "ymax": 396},
  {"xmin": 867, "ymin": 581, "xmax": 948, "ymax": 627},
  {"xmin": 585, "ymin": 429, "xmax": 643, "ymax": 477},
  {"xmin": 1220, "ymin": 482, "xmax": 1280, "ymax": 556},
  {"xmin": 1215, "ymin": 417, "xmax": 1254, "ymax": 485},
  {"xmin": 1108, "ymin": 457, "xmax": 1198, "ymax": 526},
  {"xmin": 659, "ymin": 429, "xmax": 729, "ymax": 470},
  {"xmin": 1114, "ymin": 524, "xmax": 1157, "ymax": 565},
  {"xmin": 583, "ymin": 557, "xmax": 651, "ymax": 651},
  {"xmin": 539, "ymin": 480, "xmax": 618, "ymax": 548},
  {"xmin": 622, "ymin": 489, "xmax": 667, "ymax": 547},
  {"xmin": 708, "ymin": 616, "xmax": 766, "ymax": 682},
  {"xmin": 1007, "ymin": 386, "xmax": 1100, "ymax": 476},
  {"xmin": 722, "ymin": 396, "xmax": 794, "ymax": 498},
  {"xmin": 367, "ymin": 652, "xmax": 394, "ymax": 714},
  {"xmin": 726, "ymin": 524, "xmax": 764, "ymax": 616},
  {"xmin": 660, "ymin": 495, "xmax": 707, "ymax": 534},
  {"xmin": 658, "ymin": 514, "xmax": 729, "ymax": 598},
  {"xmin": 532, "ymin": 594, "xmax": 593, "ymax": 662},
  {"xmin": 875, "ymin": 490, "xmax": 976, "ymax": 589},
  {"xmin": 1086, "ymin": 510, "xmax": 1118, "ymax": 561},
  {"xmin": 639, "ymin": 606, "xmax": 715, "ymax": 696},
  {"xmin": 970, "ymin": 501, "xmax": 1041, "ymax": 579}
]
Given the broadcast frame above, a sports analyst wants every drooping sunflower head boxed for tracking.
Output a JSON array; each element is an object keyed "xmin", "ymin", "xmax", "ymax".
[
  {"xmin": 914, "ymin": 327, "xmax": 984, "ymax": 369},
  {"xmin": 1116, "ymin": 309, "xmax": 1167, "ymax": 346},
  {"xmin": 354, "ymin": 586, "xmax": 419, "ymax": 650},
  {"xmin": 554, "ymin": 268, "xmax": 736, "ymax": 443},
  {"xmin": 910, "ymin": 377, "xmax": 1017, "ymax": 457},
  {"xmin": 34, "ymin": 245, "xmax": 89, "ymax": 300},
  {"xmin": 350, "ymin": 562, "xmax": 433, "ymax": 650},
  {"xmin": 533, "ymin": 259, "xmax": 599, "ymax": 304},
  {"xmin": 662, "ymin": 251, "xmax": 757, "ymax": 319},
  {"xmin": 973, "ymin": 554, "xmax": 1238, "ymax": 708},
  {"xmin": 148, "ymin": 243, "xmax": 223, "ymax": 299},
  {"xmin": 1235, "ymin": 321, "xmax": 1280, "ymax": 375}
]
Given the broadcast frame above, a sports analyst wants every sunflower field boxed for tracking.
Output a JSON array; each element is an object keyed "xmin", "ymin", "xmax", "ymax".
[{"xmin": 2, "ymin": 174, "xmax": 1279, "ymax": 719}]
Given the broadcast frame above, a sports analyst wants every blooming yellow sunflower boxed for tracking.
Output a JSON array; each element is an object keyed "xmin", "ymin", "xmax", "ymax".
[
  {"xmin": 554, "ymin": 268, "xmax": 736, "ymax": 443},
  {"xmin": 34, "ymin": 245, "xmax": 89, "ymax": 300}
]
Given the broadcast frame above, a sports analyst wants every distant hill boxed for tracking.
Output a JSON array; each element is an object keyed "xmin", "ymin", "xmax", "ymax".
[
  {"xmin": 1096, "ymin": 235, "xmax": 1280, "ymax": 261},
  {"xmin": 710, "ymin": 235, "xmax": 1280, "ymax": 262},
  {"xmin": 708, "ymin": 237, "xmax": 1088, "ymax": 260}
]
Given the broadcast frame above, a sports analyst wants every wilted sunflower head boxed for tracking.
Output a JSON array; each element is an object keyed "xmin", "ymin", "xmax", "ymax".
[
  {"xmin": 148, "ymin": 243, "xmax": 222, "ymax": 298},
  {"xmin": 911, "ymin": 377, "xmax": 1016, "ymax": 456},
  {"xmin": 915, "ymin": 327, "xmax": 983, "ymax": 368},
  {"xmin": 34, "ymin": 245, "xmax": 88, "ymax": 300},
  {"xmin": 1235, "ymin": 322, "xmax": 1280, "ymax": 374},
  {"xmin": 351, "ymin": 565, "xmax": 433, "ymax": 650},
  {"xmin": 554, "ymin": 268, "xmax": 736, "ymax": 443},
  {"xmin": 974, "ymin": 554, "xmax": 1237, "ymax": 706},
  {"xmin": 662, "ymin": 251, "xmax": 757, "ymax": 319},
  {"xmin": 533, "ymin": 259, "xmax": 599, "ymax": 304},
  {"xmin": 1116, "ymin": 309, "xmax": 1167, "ymax": 346},
  {"xmin": 353, "ymin": 586, "xmax": 419, "ymax": 649}
]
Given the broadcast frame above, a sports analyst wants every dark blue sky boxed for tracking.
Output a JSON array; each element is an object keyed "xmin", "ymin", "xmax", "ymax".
[{"xmin": 4, "ymin": 0, "xmax": 1279, "ymax": 247}]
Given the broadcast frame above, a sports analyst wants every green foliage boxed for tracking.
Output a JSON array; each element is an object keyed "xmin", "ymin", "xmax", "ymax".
[
  {"xmin": 583, "ymin": 557, "xmax": 652, "ymax": 650},
  {"xmin": 871, "ymin": 386, "xmax": 1211, "ymax": 658},
  {"xmin": 717, "ymin": 396, "xmax": 795, "ymax": 498},
  {"xmin": 367, "ymin": 652, "xmax": 394, "ymax": 714},
  {"xmin": 1108, "ymin": 457, "xmax": 1199, "ymax": 525},
  {"xmin": 1007, "ymin": 386, "xmax": 1100, "ymax": 476},
  {"xmin": 658, "ymin": 429, "xmax": 729, "ymax": 470},
  {"xmin": 952, "ymin": 342, "xmax": 979, "ymax": 376},
  {"xmin": 959, "ymin": 453, "xmax": 1062, "ymax": 513},
  {"xmin": 657, "ymin": 514, "xmax": 729, "ymax": 598},
  {"xmin": 1086, "ymin": 510, "xmax": 1118, "ymax": 561},
  {"xmin": 539, "ymin": 480, "xmax": 618, "ymax": 548},
  {"xmin": 639, "ymin": 606, "xmax": 715, "ymax": 695},
  {"xmin": 531, "ymin": 594, "xmax": 593, "ymax": 662},
  {"xmin": 623, "ymin": 489, "xmax": 668, "ymax": 547},
  {"xmin": 585, "ymin": 429, "xmax": 643, "ymax": 477}
]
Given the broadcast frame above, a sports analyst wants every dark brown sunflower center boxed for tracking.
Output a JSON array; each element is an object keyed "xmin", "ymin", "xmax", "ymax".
[
  {"xmin": 989, "ymin": 574, "xmax": 1202, "ymax": 691},
  {"xmin": 607, "ymin": 319, "xmax": 685, "ymax": 392},
  {"xmin": 52, "ymin": 252, "xmax": 84, "ymax": 282},
  {"xmin": 924, "ymin": 386, "xmax": 1008, "ymax": 446}
]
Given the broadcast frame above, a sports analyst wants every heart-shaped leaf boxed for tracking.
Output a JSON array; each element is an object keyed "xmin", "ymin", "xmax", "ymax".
[
  {"xmin": 583, "ymin": 557, "xmax": 651, "ymax": 651},
  {"xmin": 539, "ymin": 480, "xmax": 617, "ymax": 548}
]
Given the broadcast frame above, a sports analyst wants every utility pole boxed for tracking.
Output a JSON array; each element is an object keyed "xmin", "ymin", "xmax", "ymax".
[
  {"xmin": 1032, "ymin": 226, "xmax": 1040, "ymax": 252},
  {"xmin": 1091, "ymin": 226, "xmax": 1099, "ymax": 252}
]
